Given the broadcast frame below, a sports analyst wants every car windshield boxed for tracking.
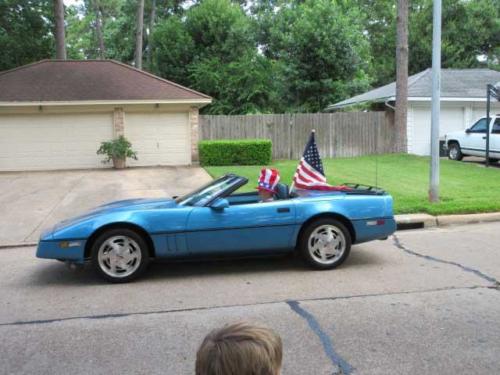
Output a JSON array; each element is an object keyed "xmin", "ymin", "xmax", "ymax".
[{"xmin": 175, "ymin": 175, "xmax": 241, "ymax": 207}]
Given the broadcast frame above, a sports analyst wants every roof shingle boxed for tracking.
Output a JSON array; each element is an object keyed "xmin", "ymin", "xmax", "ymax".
[
  {"xmin": 0, "ymin": 60, "xmax": 211, "ymax": 103},
  {"xmin": 328, "ymin": 68, "xmax": 500, "ymax": 110}
]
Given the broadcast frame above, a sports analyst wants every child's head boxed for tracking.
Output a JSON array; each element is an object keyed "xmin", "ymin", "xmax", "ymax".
[{"xmin": 195, "ymin": 322, "xmax": 283, "ymax": 375}]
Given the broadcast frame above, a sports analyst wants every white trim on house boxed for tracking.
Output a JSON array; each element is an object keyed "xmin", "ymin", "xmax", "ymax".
[
  {"xmin": 407, "ymin": 97, "xmax": 491, "ymax": 102},
  {"xmin": 0, "ymin": 99, "xmax": 212, "ymax": 107},
  {"xmin": 406, "ymin": 104, "xmax": 414, "ymax": 153}
]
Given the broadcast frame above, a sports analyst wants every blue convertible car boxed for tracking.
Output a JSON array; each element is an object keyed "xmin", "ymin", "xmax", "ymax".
[{"xmin": 37, "ymin": 174, "xmax": 396, "ymax": 282}]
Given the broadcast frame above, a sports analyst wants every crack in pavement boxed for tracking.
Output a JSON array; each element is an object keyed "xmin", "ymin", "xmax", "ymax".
[
  {"xmin": 392, "ymin": 234, "xmax": 499, "ymax": 285},
  {"xmin": 287, "ymin": 300, "xmax": 353, "ymax": 374},
  {"xmin": 0, "ymin": 285, "xmax": 492, "ymax": 328}
]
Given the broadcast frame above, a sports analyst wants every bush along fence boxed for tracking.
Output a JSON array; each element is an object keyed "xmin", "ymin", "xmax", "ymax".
[
  {"xmin": 199, "ymin": 139, "xmax": 272, "ymax": 166},
  {"xmin": 199, "ymin": 112, "xmax": 396, "ymax": 159}
]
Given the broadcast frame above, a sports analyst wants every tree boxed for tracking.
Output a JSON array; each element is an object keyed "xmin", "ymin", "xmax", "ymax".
[
  {"xmin": 146, "ymin": 0, "xmax": 156, "ymax": 69},
  {"xmin": 265, "ymin": 0, "xmax": 372, "ymax": 112},
  {"xmin": 0, "ymin": 1, "xmax": 54, "ymax": 70},
  {"xmin": 355, "ymin": 0, "xmax": 500, "ymax": 87},
  {"xmin": 395, "ymin": 0, "xmax": 408, "ymax": 153},
  {"xmin": 135, "ymin": 0, "xmax": 145, "ymax": 69},
  {"xmin": 53, "ymin": 0, "xmax": 67, "ymax": 59},
  {"xmin": 93, "ymin": 0, "xmax": 106, "ymax": 58},
  {"xmin": 153, "ymin": 0, "xmax": 278, "ymax": 114},
  {"xmin": 408, "ymin": 0, "xmax": 500, "ymax": 74}
]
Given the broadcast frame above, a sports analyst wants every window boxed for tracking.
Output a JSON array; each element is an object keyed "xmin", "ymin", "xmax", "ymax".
[
  {"xmin": 469, "ymin": 118, "xmax": 488, "ymax": 133},
  {"xmin": 176, "ymin": 175, "xmax": 242, "ymax": 207},
  {"xmin": 492, "ymin": 118, "xmax": 500, "ymax": 134}
]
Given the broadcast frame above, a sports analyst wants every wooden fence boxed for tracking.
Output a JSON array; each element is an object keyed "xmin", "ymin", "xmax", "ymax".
[{"xmin": 199, "ymin": 112, "xmax": 396, "ymax": 159}]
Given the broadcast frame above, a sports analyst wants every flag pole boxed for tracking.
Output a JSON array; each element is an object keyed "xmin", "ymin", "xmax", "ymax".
[{"xmin": 290, "ymin": 129, "xmax": 315, "ymax": 193}]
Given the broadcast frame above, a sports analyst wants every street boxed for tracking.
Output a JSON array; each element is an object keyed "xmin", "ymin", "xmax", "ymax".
[{"xmin": 1, "ymin": 222, "xmax": 499, "ymax": 375}]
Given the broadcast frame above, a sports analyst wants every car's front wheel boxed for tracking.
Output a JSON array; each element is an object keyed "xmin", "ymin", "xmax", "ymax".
[
  {"xmin": 91, "ymin": 228, "xmax": 150, "ymax": 283},
  {"xmin": 448, "ymin": 142, "xmax": 463, "ymax": 161},
  {"xmin": 298, "ymin": 218, "xmax": 351, "ymax": 270}
]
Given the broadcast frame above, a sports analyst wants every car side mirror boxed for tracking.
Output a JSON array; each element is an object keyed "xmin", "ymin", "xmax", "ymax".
[
  {"xmin": 465, "ymin": 128, "xmax": 472, "ymax": 134},
  {"xmin": 210, "ymin": 198, "xmax": 229, "ymax": 211}
]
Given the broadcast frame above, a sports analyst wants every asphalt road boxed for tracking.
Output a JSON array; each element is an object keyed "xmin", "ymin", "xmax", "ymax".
[{"xmin": 1, "ymin": 223, "xmax": 499, "ymax": 375}]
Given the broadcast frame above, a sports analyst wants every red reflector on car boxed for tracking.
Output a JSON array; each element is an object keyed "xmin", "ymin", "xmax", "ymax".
[{"xmin": 377, "ymin": 219, "xmax": 385, "ymax": 225}]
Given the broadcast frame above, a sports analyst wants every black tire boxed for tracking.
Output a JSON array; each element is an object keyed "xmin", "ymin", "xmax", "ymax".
[
  {"xmin": 448, "ymin": 142, "xmax": 463, "ymax": 161},
  {"xmin": 90, "ymin": 228, "xmax": 150, "ymax": 283},
  {"xmin": 298, "ymin": 218, "xmax": 352, "ymax": 270}
]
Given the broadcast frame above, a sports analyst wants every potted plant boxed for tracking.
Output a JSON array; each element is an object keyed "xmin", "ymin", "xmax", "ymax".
[{"xmin": 97, "ymin": 135, "xmax": 138, "ymax": 169}]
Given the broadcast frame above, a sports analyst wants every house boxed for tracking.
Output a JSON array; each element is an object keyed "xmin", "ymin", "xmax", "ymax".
[
  {"xmin": 0, "ymin": 60, "xmax": 211, "ymax": 171},
  {"xmin": 326, "ymin": 69, "xmax": 500, "ymax": 155}
]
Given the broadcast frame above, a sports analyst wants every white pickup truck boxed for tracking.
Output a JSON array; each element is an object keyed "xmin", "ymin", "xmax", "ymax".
[{"xmin": 444, "ymin": 115, "xmax": 500, "ymax": 162}]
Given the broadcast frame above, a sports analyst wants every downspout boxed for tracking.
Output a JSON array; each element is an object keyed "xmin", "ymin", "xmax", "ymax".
[{"xmin": 384, "ymin": 99, "xmax": 396, "ymax": 110}]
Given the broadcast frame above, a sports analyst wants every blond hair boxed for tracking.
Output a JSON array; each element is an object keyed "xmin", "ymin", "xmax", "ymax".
[{"xmin": 195, "ymin": 322, "xmax": 283, "ymax": 375}]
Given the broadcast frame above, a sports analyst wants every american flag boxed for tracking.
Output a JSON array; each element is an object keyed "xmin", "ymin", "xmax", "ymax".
[{"xmin": 293, "ymin": 131, "xmax": 350, "ymax": 191}]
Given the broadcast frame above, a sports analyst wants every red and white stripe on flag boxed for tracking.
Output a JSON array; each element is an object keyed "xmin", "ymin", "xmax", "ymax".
[
  {"xmin": 293, "ymin": 130, "xmax": 352, "ymax": 192},
  {"xmin": 293, "ymin": 158, "xmax": 336, "ymax": 190}
]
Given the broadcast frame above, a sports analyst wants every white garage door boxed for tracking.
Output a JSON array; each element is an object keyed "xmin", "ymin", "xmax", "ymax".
[
  {"xmin": 410, "ymin": 105, "xmax": 464, "ymax": 155},
  {"xmin": 0, "ymin": 113, "xmax": 113, "ymax": 171},
  {"xmin": 125, "ymin": 112, "xmax": 190, "ymax": 166}
]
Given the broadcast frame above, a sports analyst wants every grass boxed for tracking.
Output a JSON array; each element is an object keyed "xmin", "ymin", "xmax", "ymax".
[{"xmin": 204, "ymin": 154, "xmax": 500, "ymax": 215}]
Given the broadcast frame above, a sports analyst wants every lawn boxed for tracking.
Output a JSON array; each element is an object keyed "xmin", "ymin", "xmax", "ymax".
[{"xmin": 204, "ymin": 154, "xmax": 500, "ymax": 215}]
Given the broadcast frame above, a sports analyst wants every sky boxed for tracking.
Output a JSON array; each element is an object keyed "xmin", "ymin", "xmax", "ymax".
[{"xmin": 64, "ymin": 0, "xmax": 83, "ymax": 6}]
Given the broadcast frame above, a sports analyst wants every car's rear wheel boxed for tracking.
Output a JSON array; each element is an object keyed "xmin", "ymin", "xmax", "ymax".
[
  {"xmin": 448, "ymin": 142, "xmax": 463, "ymax": 161},
  {"xmin": 91, "ymin": 228, "xmax": 150, "ymax": 283},
  {"xmin": 298, "ymin": 218, "xmax": 351, "ymax": 270}
]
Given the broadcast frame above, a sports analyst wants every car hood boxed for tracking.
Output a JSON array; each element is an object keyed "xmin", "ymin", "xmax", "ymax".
[{"xmin": 51, "ymin": 198, "xmax": 177, "ymax": 233}]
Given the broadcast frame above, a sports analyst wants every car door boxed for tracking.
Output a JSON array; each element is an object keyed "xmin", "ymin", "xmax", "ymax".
[
  {"xmin": 490, "ymin": 118, "xmax": 500, "ymax": 158},
  {"xmin": 185, "ymin": 199, "xmax": 296, "ymax": 255},
  {"xmin": 462, "ymin": 118, "xmax": 488, "ymax": 156}
]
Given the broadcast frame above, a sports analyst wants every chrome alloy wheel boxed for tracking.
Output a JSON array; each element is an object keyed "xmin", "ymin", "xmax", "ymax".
[
  {"xmin": 449, "ymin": 146, "xmax": 458, "ymax": 159},
  {"xmin": 97, "ymin": 235, "xmax": 142, "ymax": 278},
  {"xmin": 307, "ymin": 224, "xmax": 346, "ymax": 265}
]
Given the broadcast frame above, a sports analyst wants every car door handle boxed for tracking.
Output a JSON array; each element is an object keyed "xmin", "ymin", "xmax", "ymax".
[
  {"xmin": 277, "ymin": 207, "xmax": 290, "ymax": 213},
  {"xmin": 482, "ymin": 136, "xmax": 487, "ymax": 139}
]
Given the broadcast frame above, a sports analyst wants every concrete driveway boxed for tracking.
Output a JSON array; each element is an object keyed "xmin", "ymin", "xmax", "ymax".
[{"xmin": 0, "ymin": 167, "xmax": 212, "ymax": 246}]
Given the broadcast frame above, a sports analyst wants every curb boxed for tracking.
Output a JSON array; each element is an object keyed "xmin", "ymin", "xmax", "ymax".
[
  {"xmin": 0, "ymin": 242, "xmax": 37, "ymax": 249},
  {"xmin": 395, "ymin": 212, "xmax": 500, "ymax": 230}
]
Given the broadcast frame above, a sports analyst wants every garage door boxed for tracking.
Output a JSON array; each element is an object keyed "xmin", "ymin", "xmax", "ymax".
[
  {"xmin": 410, "ymin": 105, "xmax": 464, "ymax": 155},
  {"xmin": 0, "ymin": 113, "xmax": 113, "ymax": 171},
  {"xmin": 125, "ymin": 112, "xmax": 190, "ymax": 166}
]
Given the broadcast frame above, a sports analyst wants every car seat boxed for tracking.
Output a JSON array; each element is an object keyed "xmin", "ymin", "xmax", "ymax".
[{"xmin": 274, "ymin": 183, "xmax": 289, "ymax": 200}]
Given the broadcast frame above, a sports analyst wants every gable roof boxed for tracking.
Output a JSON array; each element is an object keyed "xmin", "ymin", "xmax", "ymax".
[
  {"xmin": 327, "ymin": 68, "xmax": 500, "ymax": 110},
  {"xmin": 0, "ymin": 60, "xmax": 211, "ymax": 104}
]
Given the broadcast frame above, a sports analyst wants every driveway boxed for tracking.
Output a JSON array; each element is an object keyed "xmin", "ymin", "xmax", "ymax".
[{"xmin": 0, "ymin": 167, "xmax": 212, "ymax": 246}]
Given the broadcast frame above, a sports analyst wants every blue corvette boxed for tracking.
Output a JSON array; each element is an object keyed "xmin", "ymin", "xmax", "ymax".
[{"xmin": 37, "ymin": 174, "xmax": 396, "ymax": 282}]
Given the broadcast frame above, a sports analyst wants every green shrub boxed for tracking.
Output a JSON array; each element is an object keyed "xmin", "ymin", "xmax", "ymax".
[
  {"xmin": 199, "ymin": 139, "xmax": 272, "ymax": 166},
  {"xmin": 97, "ymin": 135, "xmax": 138, "ymax": 163}
]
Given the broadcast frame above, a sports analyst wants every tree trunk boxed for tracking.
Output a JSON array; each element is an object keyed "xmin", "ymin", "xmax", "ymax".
[
  {"xmin": 147, "ymin": 0, "xmax": 156, "ymax": 71},
  {"xmin": 94, "ymin": 1, "xmax": 106, "ymax": 59},
  {"xmin": 395, "ymin": 0, "xmax": 408, "ymax": 153},
  {"xmin": 53, "ymin": 0, "xmax": 67, "ymax": 59},
  {"xmin": 135, "ymin": 0, "xmax": 145, "ymax": 69}
]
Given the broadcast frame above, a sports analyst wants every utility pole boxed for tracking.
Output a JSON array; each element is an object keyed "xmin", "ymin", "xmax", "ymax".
[
  {"xmin": 429, "ymin": 0, "xmax": 441, "ymax": 202},
  {"xmin": 486, "ymin": 83, "xmax": 500, "ymax": 167},
  {"xmin": 54, "ymin": 0, "xmax": 67, "ymax": 59},
  {"xmin": 395, "ymin": 0, "xmax": 409, "ymax": 153}
]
